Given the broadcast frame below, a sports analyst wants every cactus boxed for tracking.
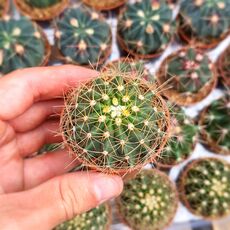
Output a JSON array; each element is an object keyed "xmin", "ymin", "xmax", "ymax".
[
  {"xmin": 217, "ymin": 45, "xmax": 230, "ymax": 87},
  {"xmin": 25, "ymin": 0, "xmax": 60, "ymax": 8},
  {"xmin": 117, "ymin": 0, "xmax": 176, "ymax": 58},
  {"xmin": 0, "ymin": 0, "xmax": 8, "ymax": 17},
  {"xmin": 37, "ymin": 143, "xmax": 62, "ymax": 155},
  {"xmin": 0, "ymin": 16, "xmax": 50, "ymax": 76},
  {"xmin": 179, "ymin": 0, "xmax": 230, "ymax": 48},
  {"xmin": 55, "ymin": 204, "xmax": 111, "ymax": 230},
  {"xmin": 60, "ymin": 68, "xmax": 170, "ymax": 174},
  {"xmin": 156, "ymin": 104, "xmax": 198, "ymax": 168},
  {"xmin": 157, "ymin": 47, "xmax": 217, "ymax": 105},
  {"xmin": 117, "ymin": 169, "xmax": 178, "ymax": 230},
  {"xmin": 199, "ymin": 95, "xmax": 230, "ymax": 155},
  {"xmin": 178, "ymin": 158, "xmax": 230, "ymax": 219},
  {"xmin": 82, "ymin": 0, "xmax": 127, "ymax": 11},
  {"xmin": 55, "ymin": 6, "xmax": 112, "ymax": 66}
]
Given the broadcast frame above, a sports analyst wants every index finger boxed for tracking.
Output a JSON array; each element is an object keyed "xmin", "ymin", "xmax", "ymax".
[{"xmin": 0, "ymin": 65, "xmax": 98, "ymax": 121}]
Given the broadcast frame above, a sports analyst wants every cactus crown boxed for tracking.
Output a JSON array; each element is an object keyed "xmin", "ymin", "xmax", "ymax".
[
  {"xmin": 55, "ymin": 204, "xmax": 110, "ymax": 230},
  {"xmin": 55, "ymin": 6, "xmax": 111, "ymax": 66},
  {"xmin": 61, "ymin": 69, "xmax": 170, "ymax": 172},
  {"xmin": 0, "ymin": 16, "xmax": 47, "ymax": 75},
  {"xmin": 180, "ymin": 0, "xmax": 230, "ymax": 43},
  {"xmin": 201, "ymin": 95, "xmax": 230, "ymax": 154},
  {"xmin": 117, "ymin": 0, "xmax": 175, "ymax": 56},
  {"xmin": 157, "ymin": 104, "xmax": 197, "ymax": 167},
  {"xmin": 25, "ymin": 0, "xmax": 60, "ymax": 8},
  {"xmin": 118, "ymin": 170, "xmax": 178, "ymax": 230},
  {"xmin": 163, "ymin": 48, "xmax": 213, "ymax": 93},
  {"xmin": 179, "ymin": 158, "xmax": 230, "ymax": 218}
]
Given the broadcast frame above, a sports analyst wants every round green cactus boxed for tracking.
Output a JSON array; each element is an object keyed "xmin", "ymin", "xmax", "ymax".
[
  {"xmin": 179, "ymin": 0, "xmax": 230, "ymax": 47},
  {"xmin": 25, "ymin": 0, "xmax": 60, "ymax": 8},
  {"xmin": 0, "ymin": 16, "xmax": 50, "ymax": 76},
  {"xmin": 179, "ymin": 158, "xmax": 230, "ymax": 219},
  {"xmin": 55, "ymin": 5, "xmax": 112, "ymax": 66},
  {"xmin": 117, "ymin": 0, "xmax": 176, "ymax": 58},
  {"xmin": 61, "ymin": 69, "xmax": 170, "ymax": 173},
  {"xmin": 82, "ymin": 0, "xmax": 127, "ymax": 10},
  {"xmin": 156, "ymin": 104, "xmax": 198, "ymax": 168},
  {"xmin": 117, "ymin": 169, "xmax": 178, "ymax": 230},
  {"xmin": 55, "ymin": 204, "xmax": 110, "ymax": 230},
  {"xmin": 199, "ymin": 95, "xmax": 230, "ymax": 155},
  {"xmin": 157, "ymin": 47, "xmax": 216, "ymax": 105}
]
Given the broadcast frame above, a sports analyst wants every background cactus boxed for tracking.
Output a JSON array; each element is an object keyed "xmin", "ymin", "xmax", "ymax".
[
  {"xmin": 156, "ymin": 104, "xmax": 198, "ymax": 168},
  {"xmin": 179, "ymin": 0, "xmax": 230, "ymax": 48},
  {"xmin": 55, "ymin": 5, "xmax": 112, "ymax": 66},
  {"xmin": 117, "ymin": 169, "xmax": 178, "ymax": 230},
  {"xmin": 60, "ymin": 68, "xmax": 170, "ymax": 173},
  {"xmin": 199, "ymin": 95, "xmax": 230, "ymax": 155},
  {"xmin": 0, "ymin": 0, "xmax": 8, "ymax": 17},
  {"xmin": 25, "ymin": 0, "xmax": 60, "ymax": 8},
  {"xmin": 0, "ymin": 16, "xmax": 50, "ymax": 76},
  {"xmin": 178, "ymin": 158, "xmax": 230, "ymax": 219},
  {"xmin": 82, "ymin": 0, "xmax": 127, "ymax": 11},
  {"xmin": 117, "ymin": 0, "xmax": 176, "ymax": 58},
  {"xmin": 55, "ymin": 204, "xmax": 111, "ymax": 230},
  {"xmin": 157, "ymin": 47, "xmax": 217, "ymax": 105}
]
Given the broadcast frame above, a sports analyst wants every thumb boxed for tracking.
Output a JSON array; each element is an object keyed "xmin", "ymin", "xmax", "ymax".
[{"xmin": 0, "ymin": 172, "xmax": 123, "ymax": 230}]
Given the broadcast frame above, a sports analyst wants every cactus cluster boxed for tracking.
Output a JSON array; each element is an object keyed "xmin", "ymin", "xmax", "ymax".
[
  {"xmin": 60, "ymin": 68, "xmax": 170, "ymax": 173},
  {"xmin": 117, "ymin": 0, "xmax": 176, "ymax": 58},
  {"xmin": 55, "ymin": 204, "xmax": 110, "ymax": 230},
  {"xmin": 117, "ymin": 169, "xmax": 178, "ymax": 230},
  {"xmin": 199, "ymin": 95, "xmax": 230, "ymax": 155},
  {"xmin": 179, "ymin": 0, "xmax": 230, "ymax": 48},
  {"xmin": 82, "ymin": 0, "xmax": 127, "ymax": 11},
  {"xmin": 178, "ymin": 158, "xmax": 230, "ymax": 219},
  {"xmin": 0, "ymin": 16, "xmax": 50, "ymax": 76},
  {"xmin": 157, "ymin": 47, "xmax": 216, "ymax": 105},
  {"xmin": 0, "ymin": 0, "xmax": 8, "ymax": 17},
  {"xmin": 156, "ymin": 104, "xmax": 198, "ymax": 168},
  {"xmin": 55, "ymin": 6, "xmax": 112, "ymax": 66}
]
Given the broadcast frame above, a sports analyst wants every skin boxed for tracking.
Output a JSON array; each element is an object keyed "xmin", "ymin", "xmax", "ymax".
[{"xmin": 0, "ymin": 65, "xmax": 123, "ymax": 230}]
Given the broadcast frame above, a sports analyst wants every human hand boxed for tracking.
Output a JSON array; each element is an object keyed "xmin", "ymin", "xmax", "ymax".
[{"xmin": 0, "ymin": 65, "xmax": 123, "ymax": 230}]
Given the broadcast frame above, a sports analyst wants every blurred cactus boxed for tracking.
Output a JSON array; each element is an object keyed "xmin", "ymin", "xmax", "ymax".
[
  {"xmin": 0, "ymin": 16, "xmax": 50, "ymax": 75},
  {"xmin": 55, "ymin": 5, "xmax": 112, "ymax": 66},
  {"xmin": 25, "ymin": 0, "xmax": 60, "ymax": 8},
  {"xmin": 117, "ymin": 169, "xmax": 178, "ymax": 230},
  {"xmin": 178, "ymin": 158, "xmax": 230, "ymax": 219},
  {"xmin": 117, "ymin": 0, "xmax": 176, "ymax": 58},
  {"xmin": 82, "ymin": 0, "xmax": 127, "ymax": 10}
]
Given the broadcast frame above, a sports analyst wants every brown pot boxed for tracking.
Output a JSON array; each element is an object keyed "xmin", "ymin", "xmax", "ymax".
[
  {"xmin": 14, "ymin": 0, "xmax": 69, "ymax": 21},
  {"xmin": 156, "ymin": 46, "xmax": 217, "ymax": 106},
  {"xmin": 0, "ymin": 0, "xmax": 9, "ymax": 17}
]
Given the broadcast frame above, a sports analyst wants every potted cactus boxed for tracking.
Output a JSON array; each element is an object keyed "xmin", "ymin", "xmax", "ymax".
[
  {"xmin": 178, "ymin": 158, "xmax": 230, "ymax": 219},
  {"xmin": 117, "ymin": 0, "xmax": 176, "ymax": 59},
  {"xmin": 157, "ymin": 47, "xmax": 217, "ymax": 106},
  {"xmin": 60, "ymin": 67, "xmax": 170, "ymax": 175},
  {"xmin": 55, "ymin": 5, "xmax": 112, "ymax": 67},
  {"xmin": 217, "ymin": 45, "xmax": 230, "ymax": 87},
  {"xmin": 199, "ymin": 95, "xmax": 230, "ymax": 155},
  {"xmin": 116, "ymin": 169, "xmax": 178, "ymax": 230},
  {"xmin": 14, "ymin": 0, "xmax": 69, "ymax": 21},
  {"xmin": 0, "ymin": 16, "xmax": 51, "ymax": 76},
  {"xmin": 156, "ymin": 104, "xmax": 198, "ymax": 169},
  {"xmin": 82, "ymin": 0, "xmax": 127, "ymax": 11},
  {"xmin": 54, "ymin": 204, "xmax": 111, "ymax": 230},
  {"xmin": 0, "ymin": 0, "xmax": 9, "ymax": 17},
  {"xmin": 178, "ymin": 0, "xmax": 230, "ymax": 49}
]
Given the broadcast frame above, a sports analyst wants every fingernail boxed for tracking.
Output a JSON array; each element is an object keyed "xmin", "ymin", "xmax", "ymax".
[{"xmin": 93, "ymin": 175, "xmax": 123, "ymax": 204}]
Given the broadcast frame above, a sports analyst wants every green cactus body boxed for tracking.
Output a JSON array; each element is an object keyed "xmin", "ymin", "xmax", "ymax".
[
  {"xmin": 25, "ymin": 0, "xmax": 60, "ymax": 8},
  {"xmin": 157, "ymin": 47, "xmax": 216, "ymax": 105},
  {"xmin": 179, "ymin": 158, "xmax": 230, "ymax": 218},
  {"xmin": 179, "ymin": 0, "xmax": 230, "ymax": 46},
  {"xmin": 55, "ymin": 6, "xmax": 112, "ymax": 66},
  {"xmin": 37, "ymin": 143, "xmax": 61, "ymax": 155},
  {"xmin": 157, "ymin": 105, "xmax": 197, "ymax": 167},
  {"xmin": 61, "ymin": 70, "xmax": 170, "ymax": 173},
  {"xmin": 200, "ymin": 95, "xmax": 230, "ymax": 155},
  {"xmin": 55, "ymin": 204, "xmax": 110, "ymax": 230},
  {"xmin": 0, "ymin": 16, "xmax": 49, "ymax": 75},
  {"xmin": 117, "ymin": 0, "xmax": 175, "ymax": 58},
  {"xmin": 117, "ymin": 170, "xmax": 178, "ymax": 230}
]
